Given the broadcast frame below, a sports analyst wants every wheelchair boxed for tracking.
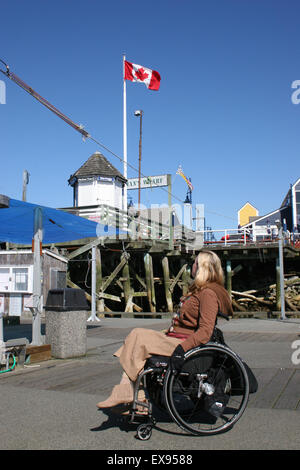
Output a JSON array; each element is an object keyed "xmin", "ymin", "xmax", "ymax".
[{"xmin": 127, "ymin": 342, "xmax": 250, "ymax": 440}]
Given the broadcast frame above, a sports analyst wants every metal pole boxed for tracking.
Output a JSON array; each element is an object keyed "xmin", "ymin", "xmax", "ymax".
[
  {"xmin": 138, "ymin": 111, "xmax": 143, "ymax": 216},
  {"xmin": 0, "ymin": 195, "xmax": 9, "ymax": 345},
  {"xmin": 168, "ymin": 174, "xmax": 173, "ymax": 250},
  {"xmin": 31, "ymin": 207, "xmax": 44, "ymax": 345},
  {"xmin": 22, "ymin": 170, "xmax": 29, "ymax": 202},
  {"xmin": 137, "ymin": 111, "xmax": 143, "ymax": 239},
  {"xmin": 87, "ymin": 245, "xmax": 100, "ymax": 322},
  {"xmin": 123, "ymin": 55, "xmax": 128, "ymax": 212},
  {"xmin": 278, "ymin": 226, "xmax": 286, "ymax": 320}
]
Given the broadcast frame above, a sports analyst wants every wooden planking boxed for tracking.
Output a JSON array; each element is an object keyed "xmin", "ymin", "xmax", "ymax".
[
  {"xmin": 250, "ymin": 368, "xmax": 295, "ymax": 409},
  {"xmin": 273, "ymin": 369, "xmax": 300, "ymax": 410},
  {"xmin": 247, "ymin": 368, "xmax": 266, "ymax": 407},
  {"xmin": 1, "ymin": 350, "xmax": 298, "ymax": 410},
  {"xmin": 0, "ymin": 359, "xmax": 123, "ymax": 396},
  {"xmin": 247, "ymin": 368, "xmax": 277, "ymax": 407}
]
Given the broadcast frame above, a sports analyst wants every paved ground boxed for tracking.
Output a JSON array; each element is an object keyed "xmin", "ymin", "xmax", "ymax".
[{"xmin": 0, "ymin": 316, "xmax": 300, "ymax": 451}]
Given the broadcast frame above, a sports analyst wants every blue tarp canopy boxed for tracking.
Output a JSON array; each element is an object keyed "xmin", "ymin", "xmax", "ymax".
[{"xmin": 0, "ymin": 198, "xmax": 119, "ymax": 244}]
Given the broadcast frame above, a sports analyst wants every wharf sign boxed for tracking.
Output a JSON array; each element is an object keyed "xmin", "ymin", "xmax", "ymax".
[{"xmin": 127, "ymin": 174, "xmax": 169, "ymax": 190}]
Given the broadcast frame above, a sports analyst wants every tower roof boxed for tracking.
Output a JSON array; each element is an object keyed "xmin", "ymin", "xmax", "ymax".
[{"xmin": 68, "ymin": 152, "xmax": 126, "ymax": 185}]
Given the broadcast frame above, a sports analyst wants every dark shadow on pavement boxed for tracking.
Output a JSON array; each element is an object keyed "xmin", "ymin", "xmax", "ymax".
[{"xmin": 90, "ymin": 407, "xmax": 193, "ymax": 438}]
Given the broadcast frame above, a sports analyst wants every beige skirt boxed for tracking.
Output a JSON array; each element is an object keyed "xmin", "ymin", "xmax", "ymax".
[{"xmin": 113, "ymin": 328, "xmax": 182, "ymax": 382}]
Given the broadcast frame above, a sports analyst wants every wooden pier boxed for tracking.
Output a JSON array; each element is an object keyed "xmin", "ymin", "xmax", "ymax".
[{"xmin": 49, "ymin": 235, "xmax": 300, "ymax": 316}]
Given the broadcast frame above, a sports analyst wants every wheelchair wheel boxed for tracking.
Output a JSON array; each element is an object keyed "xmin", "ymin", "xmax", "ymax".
[
  {"xmin": 163, "ymin": 343, "xmax": 249, "ymax": 435},
  {"xmin": 136, "ymin": 423, "xmax": 152, "ymax": 441}
]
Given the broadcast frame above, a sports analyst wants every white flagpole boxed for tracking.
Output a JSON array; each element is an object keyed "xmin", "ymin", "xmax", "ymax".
[{"xmin": 123, "ymin": 54, "xmax": 128, "ymax": 212}]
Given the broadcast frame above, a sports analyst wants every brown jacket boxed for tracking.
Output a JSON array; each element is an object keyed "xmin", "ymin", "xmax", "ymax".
[{"xmin": 170, "ymin": 282, "xmax": 233, "ymax": 352}]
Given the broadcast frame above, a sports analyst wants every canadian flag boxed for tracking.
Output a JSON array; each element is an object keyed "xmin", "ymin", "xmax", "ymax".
[{"xmin": 124, "ymin": 60, "xmax": 161, "ymax": 90}]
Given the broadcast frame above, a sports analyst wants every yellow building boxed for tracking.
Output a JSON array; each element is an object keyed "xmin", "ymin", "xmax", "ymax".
[{"xmin": 238, "ymin": 202, "xmax": 259, "ymax": 227}]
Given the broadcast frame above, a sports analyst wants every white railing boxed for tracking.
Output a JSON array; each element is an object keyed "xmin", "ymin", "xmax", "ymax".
[
  {"xmin": 76, "ymin": 204, "xmax": 196, "ymax": 242},
  {"xmin": 67, "ymin": 205, "xmax": 291, "ymax": 248},
  {"xmin": 199, "ymin": 228, "xmax": 252, "ymax": 246}
]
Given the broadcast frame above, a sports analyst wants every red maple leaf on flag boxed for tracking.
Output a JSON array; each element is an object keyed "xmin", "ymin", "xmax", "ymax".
[{"xmin": 135, "ymin": 67, "xmax": 149, "ymax": 81}]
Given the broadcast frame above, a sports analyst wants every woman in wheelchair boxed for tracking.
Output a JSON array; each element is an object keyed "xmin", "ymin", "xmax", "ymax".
[{"xmin": 96, "ymin": 250, "xmax": 234, "ymax": 416}]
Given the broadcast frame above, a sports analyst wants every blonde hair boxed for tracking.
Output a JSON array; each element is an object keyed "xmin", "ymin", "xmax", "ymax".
[{"xmin": 191, "ymin": 250, "xmax": 224, "ymax": 291}]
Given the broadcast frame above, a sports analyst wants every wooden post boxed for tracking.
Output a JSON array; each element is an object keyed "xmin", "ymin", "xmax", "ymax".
[
  {"xmin": 95, "ymin": 253, "xmax": 128, "ymax": 312},
  {"xmin": 144, "ymin": 253, "xmax": 156, "ymax": 312},
  {"xmin": 101, "ymin": 254, "xmax": 129, "ymax": 292},
  {"xmin": 226, "ymin": 260, "xmax": 232, "ymax": 298},
  {"xmin": 122, "ymin": 254, "xmax": 132, "ymax": 312},
  {"xmin": 31, "ymin": 207, "xmax": 43, "ymax": 346},
  {"xmin": 181, "ymin": 262, "xmax": 191, "ymax": 296},
  {"xmin": 162, "ymin": 256, "xmax": 173, "ymax": 312}
]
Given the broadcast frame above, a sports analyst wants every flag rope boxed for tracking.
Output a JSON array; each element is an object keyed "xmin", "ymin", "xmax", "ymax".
[
  {"xmin": 0, "ymin": 59, "xmax": 183, "ymax": 203},
  {"xmin": 0, "ymin": 60, "xmax": 89, "ymax": 138},
  {"xmin": 0, "ymin": 59, "xmax": 236, "ymax": 221}
]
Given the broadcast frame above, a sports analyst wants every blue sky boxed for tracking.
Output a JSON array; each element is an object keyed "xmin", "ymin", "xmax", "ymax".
[{"xmin": 0, "ymin": 0, "xmax": 299, "ymax": 230}]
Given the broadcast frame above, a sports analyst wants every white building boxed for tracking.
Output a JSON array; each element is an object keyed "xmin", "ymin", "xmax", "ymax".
[{"xmin": 68, "ymin": 152, "xmax": 126, "ymax": 211}]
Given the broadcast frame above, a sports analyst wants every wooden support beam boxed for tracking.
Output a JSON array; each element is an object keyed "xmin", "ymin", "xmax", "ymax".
[
  {"xmin": 181, "ymin": 263, "xmax": 191, "ymax": 295},
  {"xmin": 169, "ymin": 263, "xmax": 188, "ymax": 293},
  {"xmin": 162, "ymin": 256, "xmax": 173, "ymax": 312},
  {"xmin": 122, "ymin": 254, "xmax": 132, "ymax": 312},
  {"xmin": 67, "ymin": 237, "xmax": 105, "ymax": 260},
  {"xmin": 135, "ymin": 273, "xmax": 147, "ymax": 290},
  {"xmin": 232, "ymin": 290, "xmax": 272, "ymax": 307},
  {"xmin": 68, "ymin": 275, "xmax": 122, "ymax": 310},
  {"xmin": 115, "ymin": 279, "xmax": 124, "ymax": 291},
  {"xmin": 125, "ymin": 295, "xmax": 133, "ymax": 312},
  {"xmin": 124, "ymin": 295, "xmax": 143, "ymax": 312},
  {"xmin": 132, "ymin": 302, "xmax": 143, "ymax": 312},
  {"xmin": 98, "ymin": 292, "xmax": 121, "ymax": 302},
  {"xmin": 67, "ymin": 279, "xmax": 92, "ymax": 302},
  {"xmin": 101, "ymin": 254, "xmax": 130, "ymax": 293}
]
